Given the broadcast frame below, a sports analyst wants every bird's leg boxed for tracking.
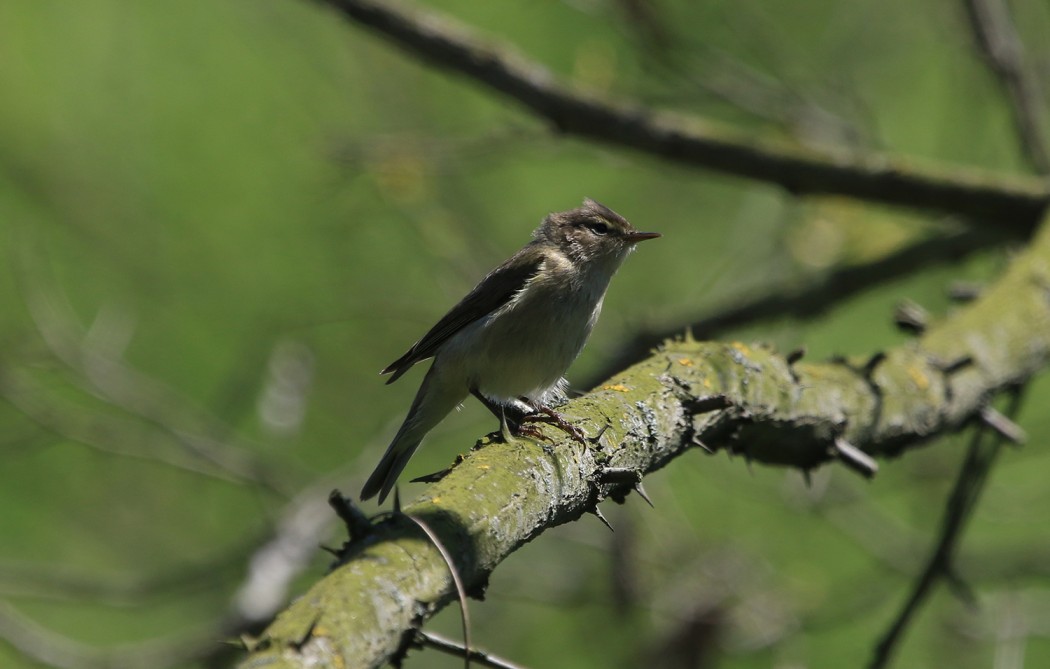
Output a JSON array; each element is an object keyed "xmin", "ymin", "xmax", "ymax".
[
  {"xmin": 470, "ymin": 387, "xmax": 550, "ymax": 443},
  {"xmin": 517, "ymin": 398, "xmax": 587, "ymax": 444},
  {"xmin": 499, "ymin": 406, "xmax": 514, "ymax": 444},
  {"xmin": 471, "ymin": 387, "xmax": 530, "ymax": 425},
  {"xmin": 471, "ymin": 387, "xmax": 507, "ymax": 420}
]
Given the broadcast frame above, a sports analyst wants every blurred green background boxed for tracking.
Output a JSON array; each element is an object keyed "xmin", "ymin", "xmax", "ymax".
[{"xmin": 2, "ymin": 1, "xmax": 1050, "ymax": 667}]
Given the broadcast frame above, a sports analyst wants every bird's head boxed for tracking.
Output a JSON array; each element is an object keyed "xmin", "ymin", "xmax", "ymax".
[{"xmin": 537, "ymin": 198, "xmax": 660, "ymax": 265}]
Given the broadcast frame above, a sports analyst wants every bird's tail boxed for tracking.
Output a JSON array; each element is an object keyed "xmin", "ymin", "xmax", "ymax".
[
  {"xmin": 359, "ymin": 433, "xmax": 420, "ymax": 504},
  {"xmin": 361, "ymin": 368, "xmax": 465, "ymax": 504}
]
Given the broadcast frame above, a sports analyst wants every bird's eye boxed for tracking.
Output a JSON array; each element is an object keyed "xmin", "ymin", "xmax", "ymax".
[{"xmin": 584, "ymin": 221, "xmax": 610, "ymax": 235}]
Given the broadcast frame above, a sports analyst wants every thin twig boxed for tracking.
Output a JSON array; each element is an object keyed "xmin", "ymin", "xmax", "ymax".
[
  {"xmin": 0, "ymin": 536, "xmax": 254, "ymax": 606},
  {"xmin": 404, "ymin": 513, "xmax": 472, "ymax": 669},
  {"xmin": 417, "ymin": 630, "xmax": 530, "ymax": 669},
  {"xmin": 0, "ymin": 599, "xmax": 221, "ymax": 669},
  {"xmin": 10, "ymin": 231, "xmax": 297, "ymax": 497},
  {"xmin": 868, "ymin": 389, "xmax": 1025, "ymax": 668},
  {"xmin": 963, "ymin": 0, "xmax": 1050, "ymax": 174},
  {"xmin": 620, "ymin": 0, "xmax": 869, "ymax": 148}
]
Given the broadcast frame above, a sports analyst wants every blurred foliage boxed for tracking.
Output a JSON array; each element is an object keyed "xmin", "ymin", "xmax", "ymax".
[{"xmin": 1, "ymin": 0, "xmax": 1049, "ymax": 667}]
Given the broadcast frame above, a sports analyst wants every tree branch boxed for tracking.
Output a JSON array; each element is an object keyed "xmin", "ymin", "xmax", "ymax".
[
  {"xmin": 582, "ymin": 225, "xmax": 1002, "ymax": 388},
  {"xmin": 868, "ymin": 387, "xmax": 1022, "ymax": 668},
  {"xmin": 239, "ymin": 209, "xmax": 1050, "ymax": 667},
  {"xmin": 962, "ymin": 0, "xmax": 1050, "ymax": 174},
  {"xmin": 312, "ymin": 0, "xmax": 1050, "ymax": 232}
]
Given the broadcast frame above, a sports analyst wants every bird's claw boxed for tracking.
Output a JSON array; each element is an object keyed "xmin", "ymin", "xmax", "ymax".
[
  {"xmin": 511, "ymin": 423, "xmax": 554, "ymax": 444},
  {"xmin": 518, "ymin": 408, "xmax": 587, "ymax": 444}
]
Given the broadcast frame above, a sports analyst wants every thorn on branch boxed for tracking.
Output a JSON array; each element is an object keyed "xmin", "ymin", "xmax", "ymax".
[
  {"xmin": 589, "ymin": 505, "xmax": 615, "ymax": 532},
  {"xmin": 329, "ymin": 489, "xmax": 373, "ymax": 543},
  {"xmin": 933, "ymin": 355, "xmax": 975, "ymax": 375},
  {"xmin": 833, "ymin": 437, "xmax": 879, "ymax": 479},
  {"xmin": 588, "ymin": 422, "xmax": 611, "ymax": 445},
  {"xmin": 685, "ymin": 394, "xmax": 731, "ymax": 415},
  {"xmin": 412, "ymin": 463, "xmax": 457, "ymax": 484},
  {"xmin": 948, "ymin": 281, "xmax": 983, "ymax": 302},
  {"xmin": 319, "ymin": 545, "xmax": 341, "ymax": 558},
  {"xmin": 978, "ymin": 406, "xmax": 1026, "ymax": 444},
  {"xmin": 786, "ymin": 347, "xmax": 806, "ymax": 382},
  {"xmin": 862, "ymin": 352, "xmax": 888, "ymax": 379},
  {"xmin": 692, "ymin": 436, "xmax": 714, "ymax": 453},
  {"xmin": 830, "ymin": 354, "xmax": 886, "ymax": 400},
  {"xmin": 290, "ymin": 615, "xmax": 321, "ymax": 652},
  {"xmin": 633, "ymin": 480, "xmax": 654, "ymax": 508},
  {"xmin": 240, "ymin": 633, "xmax": 262, "ymax": 653},
  {"xmin": 894, "ymin": 300, "xmax": 929, "ymax": 335},
  {"xmin": 597, "ymin": 467, "xmax": 655, "ymax": 507}
]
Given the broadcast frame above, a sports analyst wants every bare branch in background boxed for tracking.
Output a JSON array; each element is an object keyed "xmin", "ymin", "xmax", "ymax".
[
  {"xmin": 312, "ymin": 0, "xmax": 1049, "ymax": 232},
  {"xmin": 582, "ymin": 226, "xmax": 1001, "ymax": 389},
  {"xmin": 0, "ymin": 599, "xmax": 221, "ymax": 669},
  {"xmin": 0, "ymin": 538, "xmax": 254, "ymax": 606},
  {"xmin": 963, "ymin": 0, "xmax": 1050, "ymax": 174},
  {"xmin": 7, "ymin": 231, "xmax": 300, "ymax": 497},
  {"xmin": 616, "ymin": 0, "xmax": 870, "ymax": 149},
  {"xmin": 868, "ymin": 388, "xmax": 1025, "ymax": 668},
  {"xmin": 0, "ymin": 368, "xmax": 273, "ymax": 487}
]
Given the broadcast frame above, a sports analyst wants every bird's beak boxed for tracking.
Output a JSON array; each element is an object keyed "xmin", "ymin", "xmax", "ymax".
[{"xmin": 624, "ymin": 231, "xmax": 661, "ymax": 244}]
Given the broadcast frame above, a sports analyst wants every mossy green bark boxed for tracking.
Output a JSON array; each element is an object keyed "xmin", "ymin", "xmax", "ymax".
[{"xmin": 240, "ymin": 218, "xmax": 1050, "ymax": 669}]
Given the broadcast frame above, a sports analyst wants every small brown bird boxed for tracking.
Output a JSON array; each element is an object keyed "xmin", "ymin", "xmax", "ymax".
[{"xmin": 361, "ymin": 199, "xmax": 659, "ymax": 503}]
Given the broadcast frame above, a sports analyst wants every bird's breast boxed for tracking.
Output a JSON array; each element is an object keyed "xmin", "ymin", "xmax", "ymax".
[{"xmin": 454, "ymin": 265, "xmax": 610, "ymax": 402}]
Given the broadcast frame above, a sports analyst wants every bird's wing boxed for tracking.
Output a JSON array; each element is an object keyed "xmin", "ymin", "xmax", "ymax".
[{"xmin": 381, "ymin": 248, "xmax": 544, "ymax": 384}]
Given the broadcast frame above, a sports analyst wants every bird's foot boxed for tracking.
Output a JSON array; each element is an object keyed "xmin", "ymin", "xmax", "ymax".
[
  {"xmin": 518, "ymin": 405, "xmax": 587, "ymax": 444},
  {"xmin": 501, "ymin": 412, "xmax": 553, "ymax": 444}
]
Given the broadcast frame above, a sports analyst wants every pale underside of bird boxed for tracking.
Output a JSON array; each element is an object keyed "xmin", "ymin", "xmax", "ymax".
[{"xmin": 360, "ymin": 199, "xmax": 660, "ymax": 504}]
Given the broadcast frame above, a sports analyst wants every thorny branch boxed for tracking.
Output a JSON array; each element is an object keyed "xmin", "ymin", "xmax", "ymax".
[
  {"xmin": 239, "ymin": 207, "xmax": 1050, "ymax": 667},
  {"xmin": 583, "ymin": 225, "xmax": 1003, "ymax": 388}
]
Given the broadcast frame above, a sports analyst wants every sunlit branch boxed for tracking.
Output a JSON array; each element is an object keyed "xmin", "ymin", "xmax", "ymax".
[{"xmin": 239, "ymin": 213, "xmax": 1050, "ymax": 668}]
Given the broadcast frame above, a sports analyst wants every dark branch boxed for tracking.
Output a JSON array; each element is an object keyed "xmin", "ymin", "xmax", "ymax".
[
  {"xmin": 416, "ymin": 630, "xmax": 530, "ymax": 669},
  {"xmin": 582, "ymin": 227, "xmax": 1000, "ymax": 389},
  {"xmin": 868, "ymin": 389, "xmax": 1024, "ymax": 668},
  {"xmin": 313, "ymin": 0, "xmax": 1049, "ymax": 232},
  {"xmin": 963, "ymin": 0, "xmax": 1050, "ymax": 174}
]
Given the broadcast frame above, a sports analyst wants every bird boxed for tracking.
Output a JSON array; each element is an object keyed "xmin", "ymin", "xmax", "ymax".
[{"xmin": 360, "ymin": 199, "xmax": 660, "ymax": 503}]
